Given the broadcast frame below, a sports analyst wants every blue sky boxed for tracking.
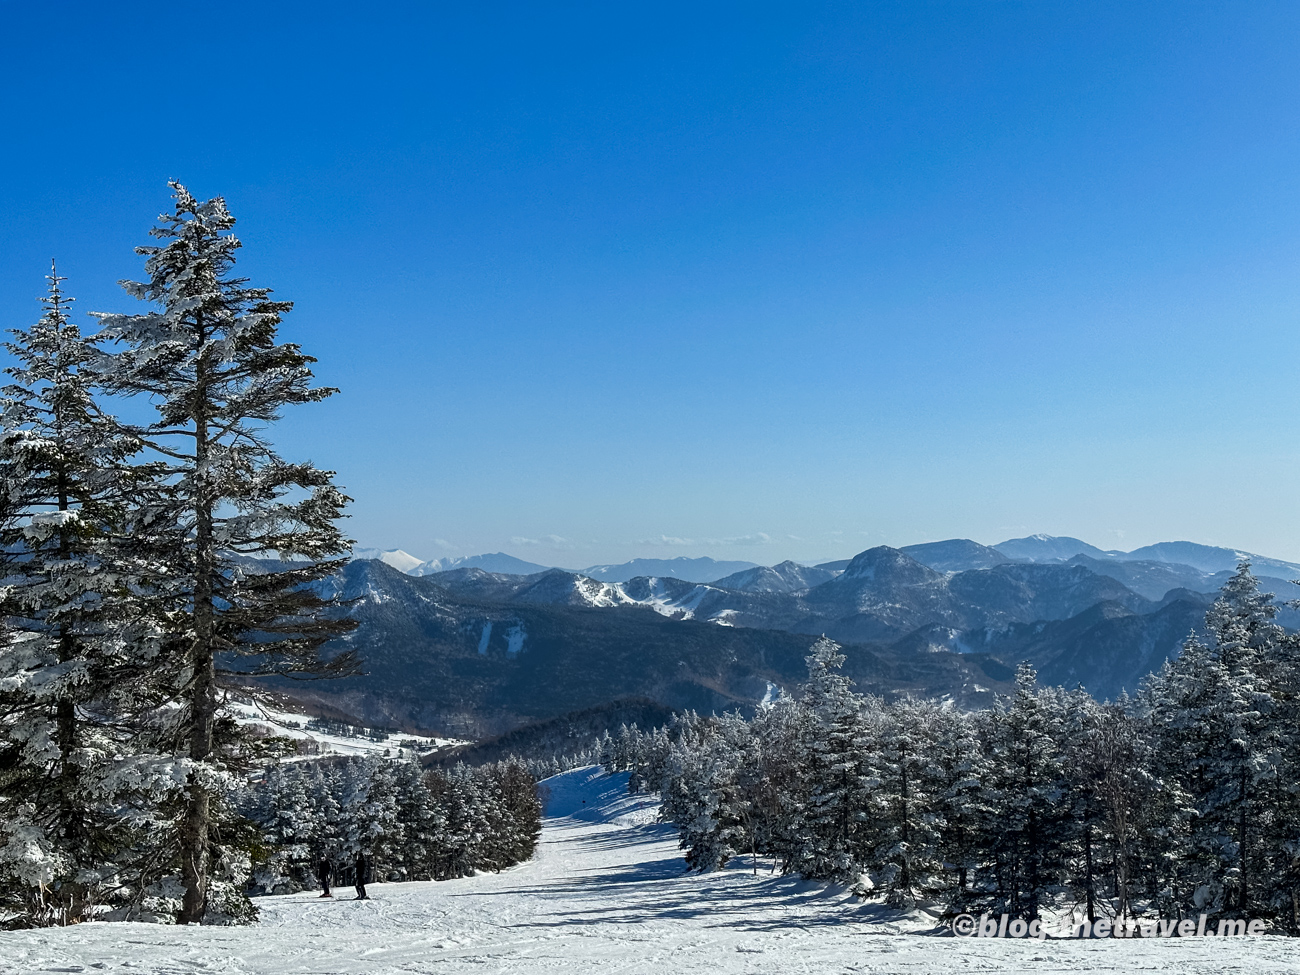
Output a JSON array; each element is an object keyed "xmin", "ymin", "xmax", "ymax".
[{"xmin": 4, "ymin": 1, "xmax": 1300, "ymax": 566}]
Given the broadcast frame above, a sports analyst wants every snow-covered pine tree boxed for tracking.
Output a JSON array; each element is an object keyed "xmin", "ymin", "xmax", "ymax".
[
  {"xmin": 92, "ymin": 183, "xmax": 358, "ymax": 924},
  {"xmin": 927, "ymin": 702, "xmax": 989, "ymax": 913},
  {"xmin": 596, "ymin": 730, "xmax": 616, "ymax": 771},
  {"xmin": 749, "ymin": 692, "xmax": 816, "ymax": 874},
  {"xmin": 389, "ymin": 759, "xmax": 443, "ymax": 880},
  {"xmin": 250, "ymin": 761, "xmax": 318, "ymax": 892},
  {"xmin": 866, "ymin": 697, "xmax": 945, "ymax": 907},
  {"xmin": 981, "ymin": 664, "xmax": 1069, "ymax": 920},
  {"xmin": 1059, "ymin": 691, "xmax": 1163, "ymax": 923},
  {"xmin": 1150, "ymin": 563, "xmax": 1283, "ymax": 920},
  {"xmin": 487, "ymin": 759, "xmax": 542, "ymax": 867},
  {"xmin": 787, "ymin": 637, "xmax": 869, "ymax": 882},
  {"xmin": 343, "ymin": 755, "xmax": 399, "ymax": 872},
  {"xmin": 659, "ymin": 712, "xmax": 756, "ymax": 872},
  {"xmin": 424, "ymin": 764, "xmax": 484, "ymax": 880},
  {"xmin": 627, "ymin": 725, "xmax": 673, "ymax": 796},
  {"xmin": 0, "ymin": 264, "xmax": 172, "ymax": 925},
  {"xmin": 1120, "ymin": 697, "xmax": 1192, "ymax": 924},
  {"xmin": 1257, "ymin": 599, "xmax": 1300, "ymax": 933}
]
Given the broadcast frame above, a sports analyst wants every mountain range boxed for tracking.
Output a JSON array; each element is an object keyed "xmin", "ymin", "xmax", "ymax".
[
  {"xmin": 247, "ymin": 533, "xmax": 1300, "ymax": 739},
  {"xmin": 357, "ymin": 534, "xmax": 1300, "ymax": 585},
  {"xmin": 350, "ymin": 550, "xmax": 554, "ymax": 577},
  {"xmin": 260, "ymin": 558, "xmax": 1011, "ymax": 738},
  {"xmin": 350, "ymin": 550, "xmax": 759, "ymax": 583},
  {"xmin": 990, "ymin": 533, "xmax": 1300, "ymax": 579}
]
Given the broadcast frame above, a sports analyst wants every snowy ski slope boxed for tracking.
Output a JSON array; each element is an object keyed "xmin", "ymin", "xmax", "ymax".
[{"xmin": 3, "ymin": 767, "xmax": 1298, "ymax": 974}]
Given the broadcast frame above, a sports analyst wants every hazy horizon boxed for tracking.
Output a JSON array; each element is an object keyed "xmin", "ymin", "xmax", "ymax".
[{"xmin": 355, "ymin": 529, "xmax": 1300, "ymax": 572}]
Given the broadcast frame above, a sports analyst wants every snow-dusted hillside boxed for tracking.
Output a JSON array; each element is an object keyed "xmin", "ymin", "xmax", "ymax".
[
  {"xmin": 4, "ymin": 767, "xmax": 1296, "ymax": 974},
  {"xmin": 225, "ymin": 698, "xmax": 463, "ymax": 759}
]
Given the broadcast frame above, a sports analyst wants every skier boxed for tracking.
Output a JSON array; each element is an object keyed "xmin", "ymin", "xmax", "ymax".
[
  {"xmin": 317, "ymin": 853, "xmax": 333, "ymax": 898},
  {"xmin": 355, "ymin": 850, "xmax": 370, "ymax": 900}
]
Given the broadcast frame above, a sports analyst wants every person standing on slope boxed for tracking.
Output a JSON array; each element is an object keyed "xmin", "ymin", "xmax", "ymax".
[
  {"xmin": 317, "ymin": 853, "xmax": 333, "ymax": 898},
  {"xmin": 355, "ymin": 850, "xmax": 370, "ymax": 901}
]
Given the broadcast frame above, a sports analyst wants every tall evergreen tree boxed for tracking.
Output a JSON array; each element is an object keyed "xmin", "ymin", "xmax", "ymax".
[
  {"xmin": 661, "ymin": 712, "xmax": 755, "ymax": 872},
  {"xmin": 981, "ymin": 664, "xmax": 1068, "ymax": 920},
  {"xmin": 0, "ymin": 263, "xmax": 169, "ymax": 924},
  {"xmin": 1060, "ymin": 691, "xmax": 1163, "ymax": 923},
  {"xmin": 928, "ymin": 702, "xmax": 989, "ymax": 913},
  {"xmin": 866, "ymin": 697, "xmax": 945, "ymax": 907},
  {"xmin": 93, "ymin": 183, "xmax": 358, "ymax": 923},
  {"xmin": 1150, "ymin": 563, "xmax": 1283, "ymax": 919},
  {"xmin": 788, "ymin": 637, "xmax": 869, "ymax": 882}
]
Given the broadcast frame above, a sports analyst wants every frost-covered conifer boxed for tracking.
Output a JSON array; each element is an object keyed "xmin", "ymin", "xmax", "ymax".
[
  {"xmin": 488, "ymin": 759, "xmax": 543, "ymax": 866},
  {"xmin": 0, "ymin": 264, "xmax": 171, "ymax": 925},
  {"xmin": 660, "ymin": 712, "xmax": 755, "ymax": 872},
  {"xmin": 749, "ymin": 693, "xmax": 815, "ymax": 874},
  {"xmin": 865, "ymin": 697, "xmax": 945, "ymax": 907},
  {"xmin": 927, "ymin": 702, "xmax": 989, "ymax": 912},
  {"xmin": 244, "ymin": 756, "xmax": 541, "ymax": 889},
  {"xmin": 93, "ymin": 183, "xmax": 358, "ymax": 923},
  {"xmin": 981, "ymin": 664, "xmax": 1068, "ymax": 920},
  {"xmin": 1150, "ymin": 563, "xmax": 1284, "ymax": 919},
  {"xmin": 787, "ymin": 637, "xmax": 869, "ymax": 882}
]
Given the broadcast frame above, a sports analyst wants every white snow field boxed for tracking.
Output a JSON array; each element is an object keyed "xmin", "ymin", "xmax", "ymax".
[
  {"xmin": 3, "ymin": 766, "xmax": 1299, "ymax": 975},
  {"xmin": 223, "ymin": 698, "xmax": 461, "ymax": 760}
]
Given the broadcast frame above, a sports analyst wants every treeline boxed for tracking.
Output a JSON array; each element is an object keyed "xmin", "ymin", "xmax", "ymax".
[
  {"xmin": 605, "ymin": 564, "xmax": 1300, "ymax": 933},
  {"xmin": 0, "ymin": 184, "xmax": 358, "ymax": 927},
  {"xmin": 427, "ymin": 698, "xmax": 677, "ymax": 775},
  {"xmin": 239, "ymin": 756, "xmax": 541, "ymax": 894}
]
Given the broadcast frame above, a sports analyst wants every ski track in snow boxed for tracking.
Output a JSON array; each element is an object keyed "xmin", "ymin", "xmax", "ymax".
[{"xmin": 4, "ymin": 767, "xmax": 1299, "ymax": 974}]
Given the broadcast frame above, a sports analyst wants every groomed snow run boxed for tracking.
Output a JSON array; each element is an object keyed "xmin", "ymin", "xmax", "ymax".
[{"xmin": 4, "ymin": 766, "xmax": 1299, "ymax": 974}]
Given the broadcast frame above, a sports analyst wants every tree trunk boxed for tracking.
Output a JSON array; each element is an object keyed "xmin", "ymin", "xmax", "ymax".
[
  {"xmin": 180, "ymin": 356, "xmax": 215, "ymax": 925},
  {"xmin": 1237, "ymin": 766, "xmax": 1249, "ymax": 913},
  {"xmin": 1084, "ymin": 822, "xmax": 1096, "ymax": 923},
  {"xmin": 899, "ymin": 759, "xmax": 911, "ymax": 896},
  {"xmin": 54, "ymin": 466, "xmax": 86, "ymax": 922}
]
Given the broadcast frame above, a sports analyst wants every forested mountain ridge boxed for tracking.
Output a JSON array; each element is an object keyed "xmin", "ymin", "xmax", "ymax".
[
  {"xmin": 263, "ymin": 560, "xmax": 1019, "ymax": 738},
  {"xmin": 253, "ymin": 544, "xmax": 1257, "ymax": 736},
  {"xmin": 419, "ymin": 545, "xmax": 1206, "ymax": 644}
]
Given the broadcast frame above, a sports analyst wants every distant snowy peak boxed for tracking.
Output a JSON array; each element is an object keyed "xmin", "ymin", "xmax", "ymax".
[
  {"xmin": 617, "ymin": 576, "xmax": 723, "ymax": 620},
  {"xmin": 420, "ymin": 552, "xmax": 554, "ymax": 576},
  {"xmin": 351, "ymin": 548, "xmax": 427, "ymax": 573},
  {"xmin": 525, "ymin": 572, "xmax": 726, "ymax": 620},
  {"xmin": 993, "ymin": 534, "xmax": 1117, "ymax": 562},
  {"xmin": 351, "ymin": 550, "xmax": 553, "ymax": 577},
  {"xmin": 1119, "ymin": 542, "xmax": 1300, "ymax": 580},
  {"xmin": 510, "ymin": 570, "xmax": 637, "ymax": 609}
]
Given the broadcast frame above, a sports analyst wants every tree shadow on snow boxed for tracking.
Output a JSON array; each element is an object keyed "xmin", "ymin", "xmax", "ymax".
[{"xmin": 465, "ymin": 853, "xmax": 916, "ymax": 933}]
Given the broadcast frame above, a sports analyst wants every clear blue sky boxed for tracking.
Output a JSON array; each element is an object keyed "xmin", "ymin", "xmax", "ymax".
[{"xmin": 4, "ymin": 1, "xmax": 1300, "ymax": 566}]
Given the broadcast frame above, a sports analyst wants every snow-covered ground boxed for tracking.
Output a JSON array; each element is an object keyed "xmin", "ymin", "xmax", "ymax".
[
  {"xmin": 4, "ymin": 767, "xmax": 1299, "ymax": 974},
  {"xmin": 225, "ymin": 698, "xmax": 463, "ymax": 760}
]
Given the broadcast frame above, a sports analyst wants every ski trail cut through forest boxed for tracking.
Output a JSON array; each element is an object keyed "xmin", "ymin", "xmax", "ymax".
[{"xmin": 2, "ymin": 767, "xmax": 1299, "ymax": 974}]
